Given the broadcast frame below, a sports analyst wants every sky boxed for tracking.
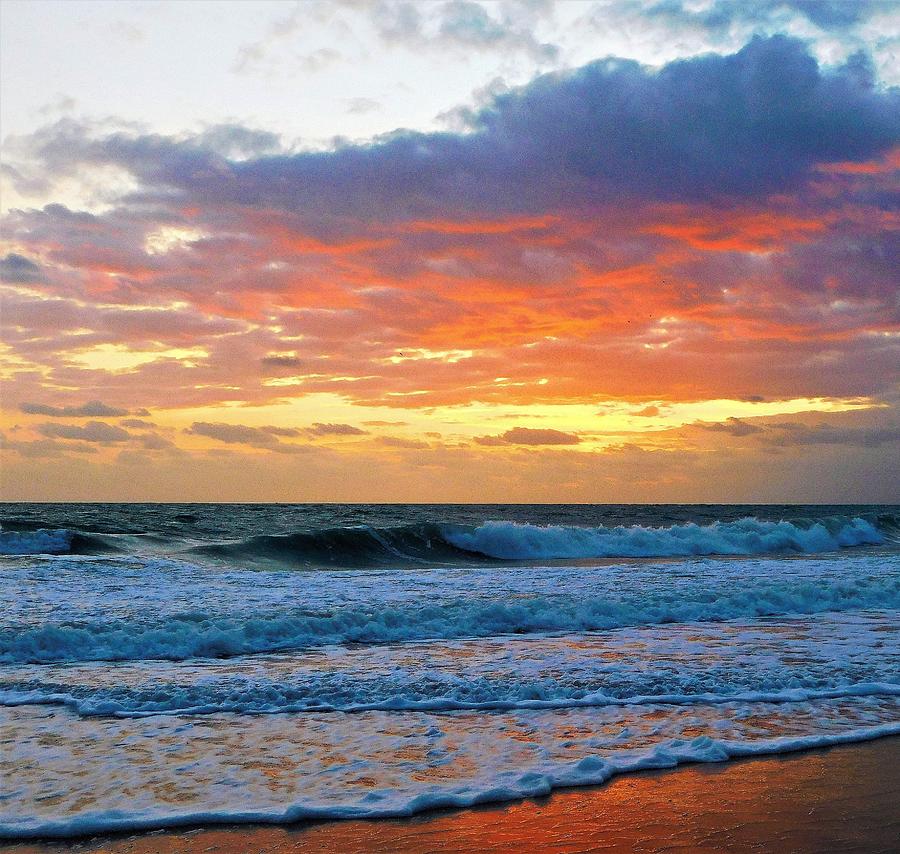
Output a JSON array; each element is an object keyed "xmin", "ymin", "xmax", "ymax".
[{"xmin": 1, "ymin": 0, "xmax": 898, "ymax": 503}]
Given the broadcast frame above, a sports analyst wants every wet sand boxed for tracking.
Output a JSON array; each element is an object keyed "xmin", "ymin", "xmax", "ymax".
[{"xmin": 6, "ymin": 737, "xmax": 899, "ymax": 853}]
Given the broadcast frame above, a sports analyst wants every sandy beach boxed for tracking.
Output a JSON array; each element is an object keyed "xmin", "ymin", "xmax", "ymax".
[{"xmin": 7, "ymin": 736, "xmax": 898, "ymax": 854}]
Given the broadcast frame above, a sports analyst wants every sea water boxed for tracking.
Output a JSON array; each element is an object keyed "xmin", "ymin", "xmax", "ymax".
[{"xmin": 1, "ymin": 503, "xmax": 898, "ymax": 838}]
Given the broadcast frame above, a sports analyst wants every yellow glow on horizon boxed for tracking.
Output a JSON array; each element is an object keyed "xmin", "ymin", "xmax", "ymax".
[{"xmin": 143, "ymin": 393, "xmax": 874, "ymax": 451}]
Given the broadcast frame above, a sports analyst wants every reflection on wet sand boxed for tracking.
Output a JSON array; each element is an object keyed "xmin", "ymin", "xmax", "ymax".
[{"xmin": 9, "ymin": 737, "xmax": 899, "ymax": 854}]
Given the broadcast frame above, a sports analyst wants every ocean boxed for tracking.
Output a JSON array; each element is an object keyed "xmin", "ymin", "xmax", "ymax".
[{"xmin": 1, "ymin": 503, "xmax": 899, "ymax": 839}]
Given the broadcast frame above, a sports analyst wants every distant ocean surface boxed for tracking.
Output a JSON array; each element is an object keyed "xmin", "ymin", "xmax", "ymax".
[{"xmin": 2, "ymin": 503, "xmax": 899, "ymax": 839}]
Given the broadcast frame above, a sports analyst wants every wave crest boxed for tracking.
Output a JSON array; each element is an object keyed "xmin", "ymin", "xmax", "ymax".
[
  {"xmin": 3, "ymin": 569, "xmax": 898, "ymax": 664},
  {"xmin": 445, "ymin": 516, "xmax": 884, "ymax": 560},
  {"xmin": 1, "ymin": 514, "xmax": 888, "ymax": 562}
]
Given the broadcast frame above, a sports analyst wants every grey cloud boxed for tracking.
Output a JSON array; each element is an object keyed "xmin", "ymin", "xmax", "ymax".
[
  {"xmin": 696, "ymin": 417, "xmax": 765, "ymax": 436},
  {"xmin": 371, "ymin": 0, "xmax": 558, "ymax": 61},
  {"xmin": 1, "ymin": 253, "xmax": 45, "ymax": 284},
  {"xmin": 261, "ymin": 425, "xmax": 302, "ymax": 437},
  {"xmin": 641, "ymin": 0, "xmax": 888, "ymax": 32},
  {"xmin": 139, "ymin": 433, "xmax": 176, "ymax": 450},
  {"xmin": 261, "ymin": 355, "xmax": 307, "ymax": 368},
  {"xmin": 499, "ymin": 427, "xmax": 581, "ymax": 445},
  {"xmin": 306, "ymin": 422, "xmax": 368, "ymax": 436},
  {"xmin": 376, "ymin": 435, "xmax": 429, "ymax": 448},
  {"xmin": 37, "ymin": 421, "xmax": 132, "ymax": 442},
  {"xmin": 20, "ymin": 400, "xmax": 130, "ymax": 417},
  {"xmin": 185, "ymin": 421, "xmax": 318, "ymax": 451},
  {"xmin": 346, "ymin": 98, "xmax": 382, "ymax": 115},
  {"xmin": 766, "ymin": 422, "xmax": 900, "ymax": 447},
  {"xmin": 4, "ymin": 438, "xmax": 99, "ymax": 457},
  {"xmin": 31, "ymin": 37, "xmax": 897, "ymax": 221},
  {"xmin": 474, "ymin": 434, "xmax": 509, "ymax": 446},
  {"xmin": 185, "ymin": 422, "xmax": 279, "ymax": 446}
]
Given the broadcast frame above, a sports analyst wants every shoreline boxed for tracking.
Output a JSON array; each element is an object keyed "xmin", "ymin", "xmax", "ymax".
[{"xmin": 6, "ymin": 735, "xmax": 899, "ymax": 853}]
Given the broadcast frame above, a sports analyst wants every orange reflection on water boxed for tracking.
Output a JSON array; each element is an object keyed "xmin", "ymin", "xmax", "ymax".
[{"xmin": 10, "ymin": 737, "xmax": 899, "ymax": 854}]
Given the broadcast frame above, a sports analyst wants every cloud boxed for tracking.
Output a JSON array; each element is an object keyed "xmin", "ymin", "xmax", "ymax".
[
  {"xmin": 2, "ymin": 35, "xmax": 898, "ymax": 428},
  {"xmin": 184, "ymin": 421, "xmax": 324, "ymax": 452},
  {"xmin": 696, "ymin": 417, "xmax": 765, "ymax": 436},
  {"xmin": 478, "ymin": 427, "xmax": 582, "ymax": 445},
  {"xmin": 261, "ymin": 425, "xmax": 302, "ymax": 437},
  {"xmin": 185, "ymin": 422, "xmax": 281, "ymax": 446},
  {"xmin": 3, "ymin": 438, "xmax": 99, "ymax": 458},
  {"xmin": 641, "ymin": 0, "xmax": 888, "ymax": 33},
  {"xmin": 632, "ymin": 405, "xmax": 660, "ymax": 417},
  {"xmin": 139, "ymin": 433, "xmax": 176, "ymax": 451},
  {"xmin": 261, "ymin": 355, "xmax": 307, "ymax": 368},
  {"xmin": 765, "ymin": 422, "xmax": 900, "ymax": 447},
  {"xmin": 376, "ymin": 435, "xmax": 429, "ymax": 449},
  {"xmin": 0, "ymin": 253, "xmax": 45, "ymax": 284},
  {"xmin": 305, "ymin": 422, "xmax": 368, "ymax": 436},
  {"xmin": 473, "ymin": 434, "xmax": 509, "ymax": 446},
  {"xmin": 20, "ymin": 400, "xmax": 130, "ymax": 417},
  {"xmin": 350, "ymin": 0, "xmax": 559, "ymax": 62},
  {"xmin": 33, "ymin": 36, "xmax": 897, "ymax": 220},
  {"xmin": 37, "ymin": 421, "xmax": 131, "ymax": 442},
  {"xmin": 346, "ymin": 98, "xmax": 382, "ymax": 115}
]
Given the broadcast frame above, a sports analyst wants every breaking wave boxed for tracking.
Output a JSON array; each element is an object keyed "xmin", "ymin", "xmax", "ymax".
[
  {"xmin": 443, "ymin": 516, "xmax": 885, "ymax": 559},
  {"xmin": 0, "ymin": 514, "xmax": 891, "ymax": 563},
  {"xmin": 4, "ymin": 680, "xmax": 898, "ymax": 720},
  {"xmin": 0, "ymin": 528, "xmax": 117, "ymax": 556},
  {"xmin": 3, "ymin": 569, "xmax": 898, "ymax": 664}
]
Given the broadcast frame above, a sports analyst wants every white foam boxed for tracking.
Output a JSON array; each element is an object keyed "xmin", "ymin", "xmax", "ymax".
[
  {"xmin": 3, "ymin": 702, "xmax": 898, "ymax": 839},
  {"xmin": 2, "ymin": 612, "xmax": 897, "ymax": 716},
  {"xmin": 0, "ymin": 528, "xmax": 73, "ymax": 555},
  {"xmin": 445, "ymin": 517, "xmax": 883, "ymax": 559}
]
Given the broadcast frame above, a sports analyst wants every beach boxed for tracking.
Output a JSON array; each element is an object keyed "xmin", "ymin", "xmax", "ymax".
[{"xmin": 7, "ymin": 737, "xmax": 899, "ymax": 853}]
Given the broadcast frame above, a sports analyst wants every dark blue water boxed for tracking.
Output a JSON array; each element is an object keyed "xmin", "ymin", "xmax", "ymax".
[{"xmin": 1, "ymin": 503, "xmax": 897, "ymax": 568}]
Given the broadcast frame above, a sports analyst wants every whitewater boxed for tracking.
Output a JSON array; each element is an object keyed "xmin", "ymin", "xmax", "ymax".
[{"xmin": 1, "ymin": 503, "xmax": 898, "ymax": 840}]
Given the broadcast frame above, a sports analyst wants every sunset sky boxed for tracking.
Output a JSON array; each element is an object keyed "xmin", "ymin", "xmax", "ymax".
[{"xmin": 1, "ymin": 0, "xmax": 898, "ymax": 502}]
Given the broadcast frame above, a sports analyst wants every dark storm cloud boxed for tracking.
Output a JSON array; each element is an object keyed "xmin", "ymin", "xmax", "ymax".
[{"xmin": 31, "ymin": 37, "xmax": 900, "ymax": 219}]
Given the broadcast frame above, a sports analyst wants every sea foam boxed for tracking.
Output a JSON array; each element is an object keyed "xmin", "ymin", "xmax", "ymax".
[
  {"xmin": 0, "ymin": 529, "xmax": 73, "ymax": 556},
  {"xmin": 444, "ymin": 516, "xmax": 883, "ymax": 559},
  {"xmin": 2, "ymin": 564, "xmax": 898, "ymax": 664}
]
